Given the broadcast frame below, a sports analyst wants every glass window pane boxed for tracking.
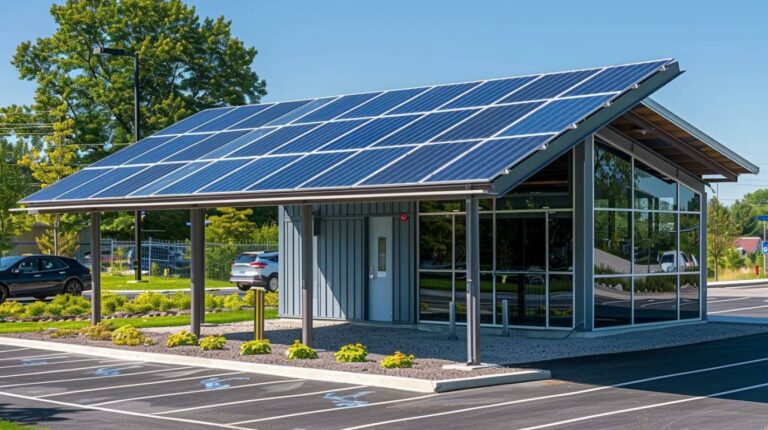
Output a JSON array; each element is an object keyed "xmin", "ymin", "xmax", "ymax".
[
  {"xmin": 594, "ymin": 143, "xmax": 632, "ymax": 209},
  {"xmin": 594, "ymin": 276, "xmax": 632, "ymax": 327},
  {"xmin": 680, "ymin": 274, "xmax": 701, "ymax": 319},
  {"xmin": 680, "ymin": 185, "xmax": 701, "ymax": 212},
  {"xmin": 377, "ymin": 237, "xmax": 387, "ymax": 272},
  {"xmin": 496, "ymin": 273, "xmax": 546, "ymax": 327},
  {"xmin": 634, "ymin": 161, "xmax": 677, "ymax": 211},
  {"xmin": 454, "ymin": 272, "xmax": 494, "ymax": 325},
  {"xmin": 419, "ymin": 272, "xmax": 452, "ymax": 322},
  {"xmin": 480, "ymin": 214, "xmax": 493, "ymax": 271},
  {"xmin": 498, "ymin": 151, "xmax": 572, "ymax": 210},
  {"xmin": 549, "ymin": 275, "xmax": 573, "ymax": 328},
  {"xmin": 419, "ymin": 215, "xmax": 452, "ymax": 270},
  {"xmin": 594, "ymin": 211, "xmax": 631, "ymax": 275},
  {"xmin": 634, "ymin": 212, "xmax": 677, "ymax": 274},
  {"xmin": 419, "ymin": 200, "xmax": 464, "ymax": 213},
  {"xmin": 549, "ymin": 212, "xmax": 573, "ymax": 272},
  {"xmin": 680, "ymin": 214, "xmax": 701, "ymax": 272},
  {"xmin": 496, "ymin": 213, "xmax": 546, "ymax": 272},
  {"xmin": 634, "ymin": 275, "xmax": 677, "ymax": 323},
  {"xmin": 455, "ymin": 217, "xmax": 466, "ymax": 270}
]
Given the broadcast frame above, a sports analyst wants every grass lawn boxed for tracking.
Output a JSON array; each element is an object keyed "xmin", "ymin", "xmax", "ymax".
[
  {"xmin": 0, "ymin": 420, "xmax": 39, "ymax": 430},
  {"xmin": 0, "ymin": 308, "xmax": 276, "ymax": 335},
  {"xmin": 708, "ymin": 268, "xmax": 767, "ymax": 282},
  {"xmin": 101, "ymin": 274, "xmax": 231, "ymax": 291}
]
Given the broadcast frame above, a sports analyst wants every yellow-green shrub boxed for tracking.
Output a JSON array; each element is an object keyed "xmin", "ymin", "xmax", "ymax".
[
  {"xmin": 166, "ymin": 330, "xmax": 198, "ymax": 348},
  {"xmin": 335, "ymin": 343, "xmax": 368, "ymax": 363},
  {"xmin": 205, "ymin": 293, "xmax": 225, "ymax": 310},
  {"xmin": 380, "ymin": 351, "xmax": 415, "ymax": 369},
  {"xmin": 265, "ymin": 291, "xmax": 278, "ymax": 307},
  {"xmin": 0, "ymin": 301, "xmax": 24, "ymax": 318},
  {"xmin": 49, "ymin": 328, "xmax": 79, "ymax": 338},
  {"xmin": 23, "ymin": 301, "xmax": 47, "ymax": 318},
  {"xmin": 43, "ymin": 304, "xmax": 64, "ymax": 317},
  {"xmin": 102, "ymin": 293, "xmax": 127, "ymax": 314},
  {"xmin": 80, "ymin": 321, "xmax": 114, "ymax": 340},
  {"xmin": 240, "ymin": 339, "xmax": 272, "ymax": 355},
  {"xmin": 223, "ymin": 293, "xmax": 245, "ymax": 310},
  {"xmin": 287, "ymin": 340, "xmax": 318, "ymax": 360},
  {"xmin": 199, "ymin": 335, "xmax": 227, "ymax": 351},
  {"xmin": 112, "ymin": 325, "xmax": 150, "ymax": 346}
]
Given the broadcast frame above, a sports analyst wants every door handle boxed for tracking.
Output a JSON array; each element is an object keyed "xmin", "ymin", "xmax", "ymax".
[
  {"xmin": 33, "ymin": 274, "xmax": 42, "ymax": 278},
  {"xmin": 369, "ymin": 266, "xmax": 375, "ymax": 280},
  {"xmin": 59, "ymin": 271, "xmax": 66, "ymax": 274}
]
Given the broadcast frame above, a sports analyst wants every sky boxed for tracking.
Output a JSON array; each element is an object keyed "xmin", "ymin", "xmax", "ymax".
[{"xmin": 0, "ymin": 0, "xmax": 766, "ymax": 205}]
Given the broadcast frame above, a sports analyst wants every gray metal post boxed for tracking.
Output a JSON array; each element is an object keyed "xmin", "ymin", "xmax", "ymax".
[
  {"xmin": 190, "ymin": 209, "xmax": 205, "ymax": 337},
  {"xmin": 763, "ymin": 221, "xmax": 766, "ymax": 278},
  {"xmin": 90, "ymin": 212, "xmax": 101, "ymax": 325},
  {"xmin": 466, "ymin": 197, "xmax": 481, "ymax": 365},
  {"xmin": 134, "ymin": 211, "xmax": 142, "ymax": 281},
  {"xmin": 448, "ymin": 301, "xmax": 457, "ymax": 340},
  {"xmin": 300, "ymin": 204, "xmax": 314, "ymax": 347},
  {"xmin": 501, "ymin": 299, "xmax": 510, "ymax": 337}
]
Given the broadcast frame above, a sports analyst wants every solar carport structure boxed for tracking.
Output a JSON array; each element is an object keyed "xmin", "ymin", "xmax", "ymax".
[{"xmin": 19, "ymin": 58, "xmax": 757, "ymax": 365}]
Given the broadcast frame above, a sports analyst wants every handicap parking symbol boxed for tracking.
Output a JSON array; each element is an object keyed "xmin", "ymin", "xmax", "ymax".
[
  {"xmin": 94, "ymin": 364, "xmax": 143, "ymax": 376},
  {"xmin": 200, "ymin": 377, "xmax": 250, "ymax": 390},
  {"xmin": 324, "ymin": 391, "xmax": 375, "ymax": 408},
  {"xmin": 21, "ymin": 358, "xmax": 49, "ymax": 366}
]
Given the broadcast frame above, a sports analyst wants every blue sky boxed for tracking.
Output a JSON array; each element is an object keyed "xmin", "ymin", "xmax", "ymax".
[{"xmin": 1, "ymin": 1, "xmax": 766, "ymax": 204}]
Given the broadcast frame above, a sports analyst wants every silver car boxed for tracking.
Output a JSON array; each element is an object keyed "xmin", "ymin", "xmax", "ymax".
[{"xmin": 230, "ymin": 251, "xmax": 279, "ymax": 292}]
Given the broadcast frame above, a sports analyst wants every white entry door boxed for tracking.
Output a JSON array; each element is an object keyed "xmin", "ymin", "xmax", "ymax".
[{"xmin": 368, "ymin": 216, "xmax": 393, "ymax": 321}]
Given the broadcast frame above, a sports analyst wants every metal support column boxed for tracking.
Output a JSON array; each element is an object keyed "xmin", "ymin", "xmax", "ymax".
[
  {"xmin": 466, "ymin": 197, "xmax": 481, "ymax": 365},
  {"xmin": 190, "ymin": 209, "xmax": 205, "ymax": 337},
  {"xmin": 574, "ymin": 136, "xmax": 595, "ymax": 331},
  {"xmin": 301, "ymin": 204, "xmax": 314, "ymax": 347},
  {"xmin": 134, "ymin": 211, "xmax": 142, "ymax": 281},
  {"xmin": 90, "ymin": 212, "xmax": 101, "ymax": 325}
]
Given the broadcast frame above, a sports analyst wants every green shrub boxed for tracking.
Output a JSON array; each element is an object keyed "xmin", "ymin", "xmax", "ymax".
[
  {"xmin": 205, "ymin": 293, "xmax": 225, "ymax": 310},
  {"xmin": 150, "ymin": 262, "xmax": 161, "ymax": 277},
  {"xmin": 380, "ymin": 351, "xmax": 415, "ymax": 369},
  {"xmin": 165, "ymin": 291, "xmax": 191, "ymax": 310},
  {"xmin": 199, "ymin": 335, "xmax": 226, "ymax": 351},
  {"xmin": 130, "ymin": 291, "xmax": 164, "ymax": 311},
  {"xmin": 0, "ymin": 301, "xmax": 24, "ymax": 318},
  {"xmin": 166, "ymin": 330, "xmax": 198, "ymax": 348},
  {"xmin": 287, "ymin": 340, "xmax": 318, "ymax": 360},
  {"xmin": 80, "ymin": 321, "xmax": 115, "ymax": 340},
  {"xmin": 265, "ymin": 291, "xmax": 278, "ymax": 307},
  {"xmin": 102, "ymin": 293, "xmax": 127, "ymax": 314},
  {"xmin": 43, "ymin": 304, "xmax": 64, "ymax": 317},
  {"xmin": 23, "ymin": 301, "xmax": 47, "ymax": 318},
  {"xmin": 51, "ymin": 293, "xmax": 90, "ymax": 308},
  {"xmin": 334, "ymin": 343, "xmax": 368, "ymax": 363},
  {"xmin": 240, "ymin": 339, "xmax": 271, "ymax": 355},
  {"xmin": 49, "ymin": 328, "xmax": 80, "ymax": 338},
  {"xmin": 223, "ymin": 293, "xmax": 245, "ymax": 310},
  {"xmin": 61, "ymin": 303, "xmax": 89, "ymax": 317},
  {"xmin": 112, "ymin": 325, "xmax": 150, "ymax": 346}
]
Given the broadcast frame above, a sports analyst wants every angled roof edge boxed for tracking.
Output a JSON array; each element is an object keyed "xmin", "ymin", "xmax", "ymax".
[{"xmin": 641, "ymin": 98, "xmax": 759, "ymax": 175}]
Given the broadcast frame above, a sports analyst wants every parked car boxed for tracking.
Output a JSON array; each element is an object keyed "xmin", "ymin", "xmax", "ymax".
[
  {"xmin": 0, "ymin": 255, "xmax": 92, "ymax": 303},
  {"xmin": 659, "ymin": 251, "xmax": 699, "ymax": 272},
  {"xmin": 230, "ymin": 251, "xmax": 278, "ymax": 292}
]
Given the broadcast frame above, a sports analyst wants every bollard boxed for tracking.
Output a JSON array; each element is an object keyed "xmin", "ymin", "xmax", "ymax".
[
  {"xmin": 501, "ymin": 299, "xmax": 510, "ymax": 337},
  {"xmin": 447, "ymin": 301, "xmax": 458, "ymax": 340},
  {"xmin": 253, "ymin": 288, "xmax": 265, "ymax": 340}
]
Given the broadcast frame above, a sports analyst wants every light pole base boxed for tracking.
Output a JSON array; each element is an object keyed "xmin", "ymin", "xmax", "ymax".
[{"xmin": 442, "ymin": 363, "xmax": 501, "ymax": 371}]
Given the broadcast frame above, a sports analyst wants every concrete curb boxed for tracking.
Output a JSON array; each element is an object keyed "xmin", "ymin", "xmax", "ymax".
[
  {"xmin": 0, "ymin": 337, "xmax": 550, "ymax": 393},
  {"xmin": 709, "ymin": 279, "xmax": 768, "ymax": 288}
]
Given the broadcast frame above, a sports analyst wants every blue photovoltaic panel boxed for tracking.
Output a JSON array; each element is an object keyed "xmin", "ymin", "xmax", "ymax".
[
  {"xmin": 296, "ymin": 93, "xmax": 382, "ymax": 123},
  {"xmin": 249, "ymin": 152, "xmax": 350, "ymax": 190},
  {"xmin": 565, "ymin": 60, "xmax": 668, "ymax": 96},
  {"xmin": 499, "ymin": 69, "xmax": 600, "ymax": 103},
  {"xmin": 267, "ymin": 98, "xmax": 335, "ymax": 126},
  {"xmin": 390, "ymin": 82, "xmax": 480, "ymax": 114},
  {"xmin": 200, "ymin": 156, "xmax": 300, "ymax": 193},
  {"xmin": 163, "ymin": 130, "xmax": 250, "ymax": 162},
  {"xmin": 201, "ymin": 129, "xmax": 275, "ymax": 160},
  {"xmin": 156, "ymin": 107, "xmax": 233, "ymax": 135},
  {"xmin": 373, "ymin": 109, "xmax": 478, "ymax": 147},
  {"xmin": 92, "ymin": 164, "xmax": 183, "ymax": 198},
  {"xmin": 501, "ymin": 95, "xmax": 613, "ymax": 136},
  {"xmin": 339, "ymin": 88, "xmax": 428, "ymax": 119},
  {"xmin": 272, "ymin": 120, "xmax": 367, "ymax": 154},
  {"xmin": 56, "ymin": 167, "xmax": 144, "ymax": 200},
  {"xmin": 227, "ymin": 124, "xmax": 319, "ymax": 158},
  {"xmin": 232, "ymin": 100, "xmax": 313, "ymax": 129},
  {"xmin": 302, "ymin": 147, "xmax": 412, "ymax": 188},
  {"xmin": 435, "ymin": 102, "xmax": 543, "ymax": 141},
  {"xmin": 156, "ymin": 159, "xmax": 251, "ymax": 195},
  {"xmin": 321, "ymin": 115, "xmax": 421, "ymax": 150},
  {"xmin": 90, "ymin": 136, "xmax": 176, "ymax": 167},
  {"xmin": 443, "ymin": 76, "xmax": 537, "ymax": 109},
  {"xmin": 190, "ymin": 104, "xmax": 274, "ymax": 133},
  {"xmin": 125, "ymin": 134, "xmax": 211, "ymax": 165},
  {"xmin": 131, "ymin": 162, "xmax": 209, "ymax": 196},
  {"xmin": 363, "ymin": 142, "xmax": 477, "ymax": 185},
  {"xmin": 427, "ymin": 136, "xmax": 552, "ymax": 182},
  {"xmin": 21, "ymin": 168, "xmax": 108, "ymax": 202}
]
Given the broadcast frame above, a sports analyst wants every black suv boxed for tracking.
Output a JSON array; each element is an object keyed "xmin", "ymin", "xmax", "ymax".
[{"xmin": 0, "ymin": 255, "xmax": 92, "ymax": 303}]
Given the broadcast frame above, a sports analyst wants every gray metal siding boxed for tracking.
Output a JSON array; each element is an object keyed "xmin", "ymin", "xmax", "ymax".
[{"xmin": 278, "ymin": 202, "xmax": 416, "ymax": 323}]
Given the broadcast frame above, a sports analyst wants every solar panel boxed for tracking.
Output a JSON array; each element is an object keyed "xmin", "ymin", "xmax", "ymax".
[{"xmin": 22, "ymin": 59, "xmax": 674, "ymax": 204}]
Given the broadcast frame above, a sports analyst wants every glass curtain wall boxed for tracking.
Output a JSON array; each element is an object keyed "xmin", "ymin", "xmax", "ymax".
[
  {"xmin": 594, "ymin": 142, "xmax": 702, "ymax": 328},
  {"xmin": 418, "ymin": 152, "xmax": 574, "ymax": 329}
]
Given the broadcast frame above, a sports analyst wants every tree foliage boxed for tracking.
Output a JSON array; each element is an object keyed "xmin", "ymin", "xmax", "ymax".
[
  {"xmin": 0, "ymin": 138, "xmax": 33, "ymax": 254},
  {"xmin": 730, "ymin": 199, "xmax": 758, "ymax": 236},
  {"xmin": 707, "ymin": 196, "xmax": 736, "ymax": 281}
]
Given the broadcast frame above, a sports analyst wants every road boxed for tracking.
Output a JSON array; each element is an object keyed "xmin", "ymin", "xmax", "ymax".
[{"xmin": 2, "ymin": 332, "xmax": 768, "ymax": 429}]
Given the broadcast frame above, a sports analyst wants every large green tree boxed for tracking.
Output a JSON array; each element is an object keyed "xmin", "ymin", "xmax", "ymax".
[
  {"xmin": 0, "ymin": 138, "xmax": 34, "ymax": 254},
  {"xmin": 708, "ymin": 196, "xmax": 736, "ymax": 281},
  {"xmin": 730, "ymin": 199, "xmax": 758, "ymax": 236}
]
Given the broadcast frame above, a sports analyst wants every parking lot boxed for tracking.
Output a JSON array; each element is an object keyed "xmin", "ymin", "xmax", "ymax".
[{"xmin": 708, "ymin": 282, "xmax": 768, "ymax": 320}]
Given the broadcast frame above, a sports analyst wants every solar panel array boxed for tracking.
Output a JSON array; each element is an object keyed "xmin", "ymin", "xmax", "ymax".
[{"xmin": 23, "ymin": 59, "xmax": 673, "ymax": 203}]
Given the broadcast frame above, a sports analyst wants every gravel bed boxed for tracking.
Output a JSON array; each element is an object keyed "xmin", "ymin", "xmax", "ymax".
[{"xmin": 6, "ymin": 319, "xmax": 768, "ymax": 380}]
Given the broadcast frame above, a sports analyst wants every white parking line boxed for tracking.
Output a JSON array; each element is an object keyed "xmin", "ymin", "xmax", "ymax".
[
  {"xmin": 707, "ymin": 297, "xmax": 749, "ymax": 303},
  {"xmin": 0, "ymin": 366, "xmax": 193, "ymax": 389},
  {"xmin": 91, "ymin": 378, "xmax": 304, "ymax": 406},
  {"xmin": 0, "ymin": 389, "xmax": 250, "ymax": 430},
  {"xmin": 0, "ymin": 348, "xmax": 30, "ymax": 354},
  {"xmin": 228, "ymin": 393, "xmax": 440, "ymax": 425},
  {"xmin": 0, "ymin": 357, "xmax": 105, "ymax": 370},
  {"xmin": 0, "ymin": 353, "xmax": 69, "ymax": 362},
  {"xmin": 0, "ymin": 360, "xmax": 137, "ymax": 379},
  {"xmin": 342, "ymin": 355, "xmax": 768, "ymax": 429},
  {"xmin": 38, "ymin": 371, "xmax": 245, "ymax": 398},
  {"xmin": 512, "ymin": 380, "xmax": 768, "ymax": 430},
  {"xmin": 156, "ymin": 385, "xmax": 367, "ymax": 415},
  {"xmin": 709, "ymin": 304, "xmax": 768, "ymax": 314}
]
